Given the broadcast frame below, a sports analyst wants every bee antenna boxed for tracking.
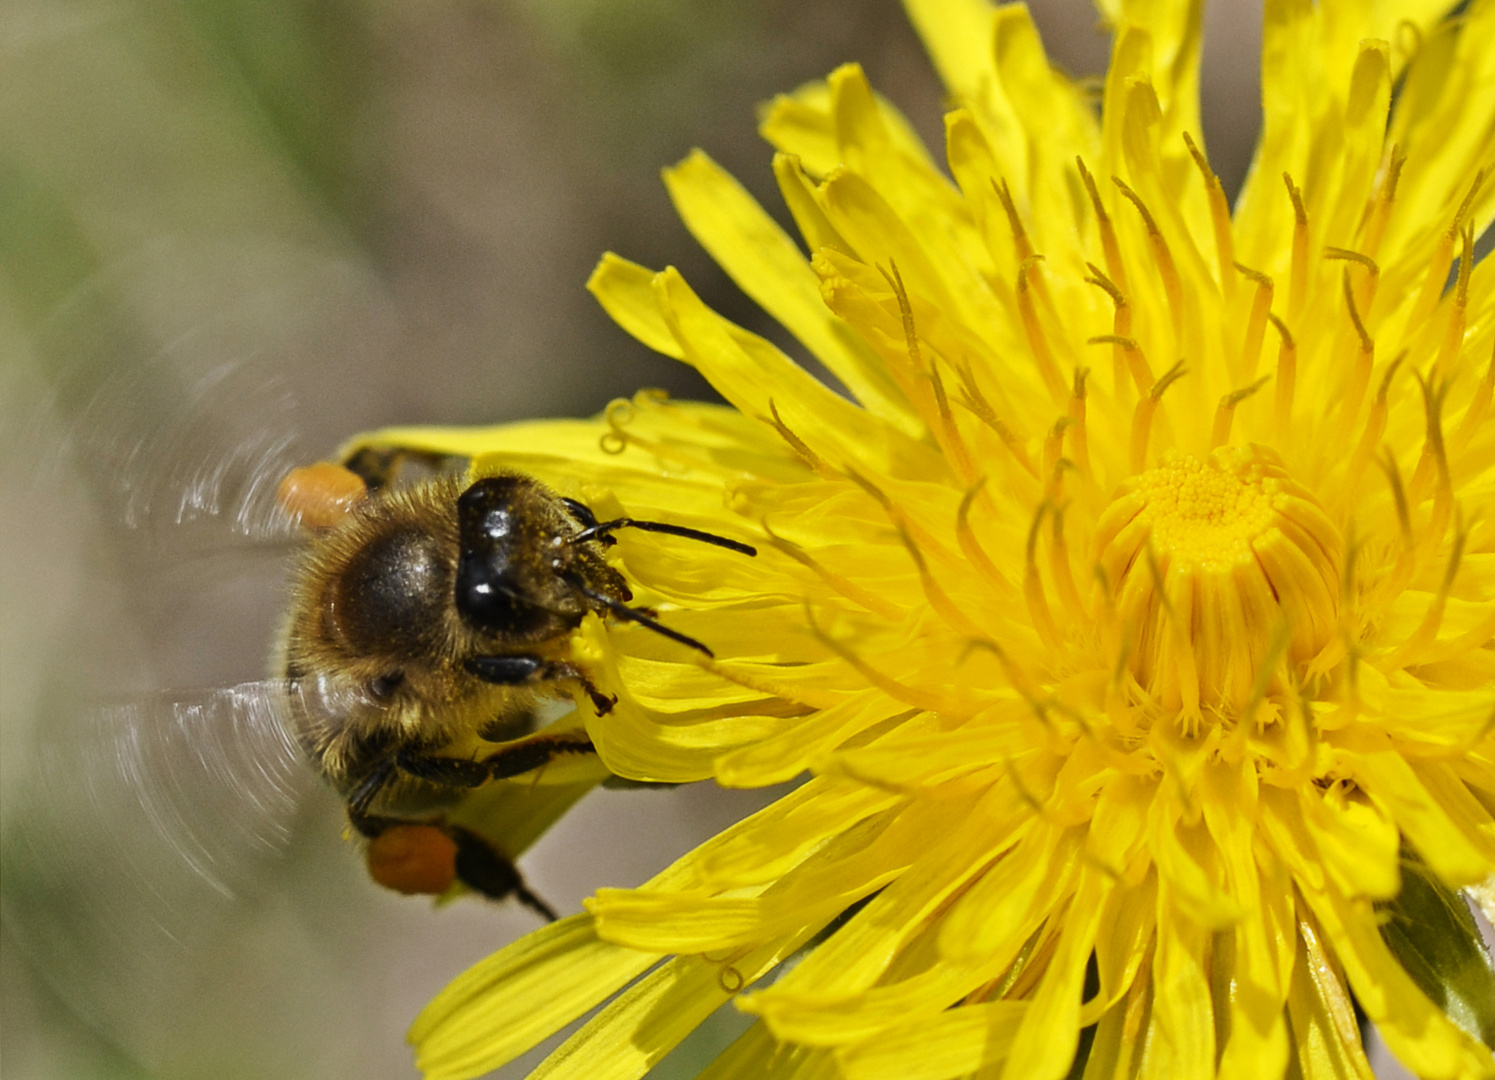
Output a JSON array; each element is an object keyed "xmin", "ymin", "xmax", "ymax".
[
  {"xmin": 567, "ymin": 578, "xmax": 716, "ymax": 657},
  {"xmin": 571, "ymin": 517, "xmax": 757, "ymax": 557}
]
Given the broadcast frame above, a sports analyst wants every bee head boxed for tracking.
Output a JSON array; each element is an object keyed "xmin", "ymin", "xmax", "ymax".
[{"xmin": 454, "ymin": 474, "xmax": 606, "ymax": 640}]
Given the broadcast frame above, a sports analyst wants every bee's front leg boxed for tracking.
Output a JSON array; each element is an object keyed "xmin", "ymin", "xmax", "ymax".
[{"xmin": 464, "ymin": 653, "xmax": 618, "ymax": 715}]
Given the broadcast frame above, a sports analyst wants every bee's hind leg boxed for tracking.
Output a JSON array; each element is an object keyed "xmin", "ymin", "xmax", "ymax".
[
  {"xmin": 341, "ymin": 446, "xmax": 462, "ymax": 492},
  {"xmin": 448, "ymin": 826, "xmax": 558, "ymax": 920},
  {"xmin": 350, "ymin": 811, "xmax": 557, "ymax": 919}
]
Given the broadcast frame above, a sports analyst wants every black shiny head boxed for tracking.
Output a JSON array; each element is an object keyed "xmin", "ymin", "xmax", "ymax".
[{"xmin": 455, "ymin": 476, "xmax": 569, "ymax": 638}]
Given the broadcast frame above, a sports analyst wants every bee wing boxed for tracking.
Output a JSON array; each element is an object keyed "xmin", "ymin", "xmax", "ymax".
[
  {"xmin": 13, "ymin": 240, "xmax": 377, "ymax": 555},
  {"xmin": 0, "ymin": 673, "xmax": 391, "ymax": 1059},
  {"xmin": 85, "ymin": 681, "xmax": 317, "ymax": 895},
  {"xmin": 9, "ymin": 682, "xmax": 318, "ymax": 915},
  {"xmin": 48, "ymin": 353, "xmax": 310, "ymax": 550},
  {"xmin": 3, "ymin": 681, "xmax": 329, "ymax": 999}
]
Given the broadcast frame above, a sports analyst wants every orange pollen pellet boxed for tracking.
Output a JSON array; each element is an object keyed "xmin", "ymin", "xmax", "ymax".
[
  {"xmin": 277, "ymin": 462, "xmax": 369, "ymax": 529},
  {"xmin": 367, "ymin": 824, "xmax": 460, "ymax": 896}
]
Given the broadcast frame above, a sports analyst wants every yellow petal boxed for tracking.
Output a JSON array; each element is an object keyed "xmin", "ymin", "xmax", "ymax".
[
  {"xmin": 530, "ymin": 930, "xmax": 813, "ymax": 1080},
  {"xmin": 664, "ymin": 149, "xmax": 922, "ymax": 436},
  {"xmin": 837, "ymin": 1000, "xmax": 1027, "ymax": 1080},
  {"xmin": 410, "ymin": 915, "xmax": 658, "ymax": 1080}
]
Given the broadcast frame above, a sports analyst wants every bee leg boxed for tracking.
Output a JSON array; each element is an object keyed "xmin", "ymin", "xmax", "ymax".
[
  {"xmin": 449, "ymin": 826, "xmax": 558, "ymax": 920},
  {"xmin": 464, "ymin": 654, "xmax": 617, "ymax": 715},
  {"xmin": 393, "ymin": 751, "xmax": 492, "ymax": 787},
  {"xmin": 341, "ymin": 446, "xmax": 457, "ymax": 492},
  {"xmin": 347, "ymin": 757, "xmax": 397, "ymax": 817},
  {"xmin": 559, "ymin": 497, "xmax": 605, "ymax": 534},
  {"xmin": 395, "ymin": 732, "xmax": 597, "ymax": 787},
  {"xmin": 464, "ymin": 654, "xmax": 549, "ymax": 685},
  {"xmin": 479, "ymin": 733, "xmax": 598, "ymax": 781},
  {"xmin": 584, "ymin": 682, "xmax": 619, "ymax": 716},
  {"xmin": 347, "ymin": 807, "xmax": 399, "ymax": 839},
  {"xmin": 350, "ymin": 813, "xmax": 556, "ymax": 917}
]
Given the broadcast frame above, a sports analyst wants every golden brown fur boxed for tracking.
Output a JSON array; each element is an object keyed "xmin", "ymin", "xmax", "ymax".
[{"xmin": 275, "ymin": 471, "xmax": 627, "ymax": 800}]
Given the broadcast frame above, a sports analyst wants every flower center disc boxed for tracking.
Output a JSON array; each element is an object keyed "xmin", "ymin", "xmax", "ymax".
[{"xmin": 1096, "ymin": 446, "xmax": 1341, "ymax": 715}]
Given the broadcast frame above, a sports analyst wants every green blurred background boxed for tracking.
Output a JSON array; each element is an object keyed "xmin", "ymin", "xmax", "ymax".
[{"xmin": 0, "ymin": 1, "xmax": 1267, "ymax": 1078}]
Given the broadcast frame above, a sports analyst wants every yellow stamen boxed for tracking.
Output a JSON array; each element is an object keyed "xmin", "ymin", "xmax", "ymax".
[
  {"xmin": 700, "ymin": 657, "xmax": 845, "ymax": 711},
  {"xmin": 1333, "ymin": 273, "xmax": 1376, "ymax": 449},
  {"xmin": 1017, "ymin": 255, "xmax": 1070, "ymax": 404},
  {"xmin": 1090, "ymin": 334, "xmax": 1155, "ymax": 397},
  {"xmin": 1210, "ymin": 376, "xmax": 1271, "ymax": 450},
  {"xmin": 1415, "ymin": 605, "xmax": 1495, "ymax": 668},
  {"xmin": 1450, "ymin": 342, "xmax": 1494, "ymax": 455},
  {"xmin": 1114, "ymin": 178, "xmax": 1185, "ymax": 345},
  {"xmin": 1359, "ymin": 145, "xmax": 1404, "ymax": 259},
  {"xmin": 1233, "ymin": 262, "xmax": 1274, "ymax": 383},
  {"xmin": 804, "ymin": 603, "xmax": 955, "ymax": 714},
  {"xmin": 1130, "ymin": 361, "xmax": 1186, "ymax": 474},
  {"xmin": 961, "ymin": 637, "xmax": 1043, "ymax": 706},
  {"xmin": 896, "ymin": 522, "xmax": 991, "ymax": 642},
  {"xmin": 993, "ymin": 177, "xmax": 1037, "ymax": 264},
  {"xmin": 927, "ymin": 355, "xmax": 980, "ymax": 485},
  {"xmin": 1078, "ymin": 157, "xmax": 1127, "ymax": 295},
  {"xmin": 1407, "ymin": 373, "xmax": 1450, "ymax": 503},
  {"xmin": 845, "ymin": 469, "xmax": 963, "ymax": 576},
  {"xmin": 1378, "ymin": 515, "xmax": 1466, "ymax": 673},
  {"xmin": 1407, "ymin": 169, "xmax": 1485, "ymax": 334},
  {"xmin": 601, "ymin": 396, "xmax": 636, "ymax": 454},
  {"xmin": 759, "ymin": 519, "xmax": 908, "ymax": 622},
  {"xmin": 1043, "ymin": 418, "xmax": 1071, "ymax": 501},
  {"xmin": 1363, "ymin": 449, "xmax": 1420, "ymax": 626},
  {"xmin": 766, "ymin": 400, "xmax": 839, "ymax": 480},
  {"xmin": 1432, "ymin": 224, "xmax": 1473, "ymax": 383},
  {"xmin": 951, "ymin": 357, "xmax": 1039, "ymax": 480},
  {"xmin": 1283, "ymin": 174, "xmax": 1310, "ymax": 323},
  {"xmin": 600, "ymin": 394, "xmax": 729, "ymax": 475},
  {"xmin": 1024, "ymin": 504, "xmax": 1065, "ymax": 656},
  {"xmin": 1269, "ymin": 314, "xmax": 1297, "ymax": 435},
  {"xmin": 1323, "ymin": 247, "xmax": 1379, "ymax": 326},
  {"xmin": 958, "ymin": 479, "xmax": 1018, "ymax": 596},
  {"xmin": 881, "ymin": 263, "xmax": 980, "ymax": 484},
  {"xmin": 1085, "ymin": 265, "xmax": 1133, "ymax": 396},
  {"xmin": 1344, "ymin": 353, "xmax": 1405, "ymax": 496},
  {"xmin": 1049, "ymin": 503, "xmax": 1087, "ymax": 624},
  {"xmin": 1183, "ymin": 132, "xmax": 1235, "ymax": 300},
  {"xmin": 1068, "ymin": 369, "xmax": 1091, "ymax": 477},
  {"xmin": 1413, "ymin": 376, "xmax": 1454, "ymax": 559}
]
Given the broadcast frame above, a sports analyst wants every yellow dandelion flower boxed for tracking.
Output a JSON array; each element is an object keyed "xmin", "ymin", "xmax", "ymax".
[{"xmin": 388, "ymin": 0, "xmax": 1495, "ymax": 1077}]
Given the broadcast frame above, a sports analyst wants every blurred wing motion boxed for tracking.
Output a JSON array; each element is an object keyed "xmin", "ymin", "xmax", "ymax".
[
  {"xmin": 83, "ymin": 681, "xmax": 344, "ymax": 895},
  {"xmin": 54, "ymin": 354, "xmax": 309, "ymax": 550},
  {"xmin": 4, "ymin": 683, "xmax": 322, "ymax": 984}
]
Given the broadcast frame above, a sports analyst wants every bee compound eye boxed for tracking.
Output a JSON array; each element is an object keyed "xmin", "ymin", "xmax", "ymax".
[{"xmin": 333, "ymin": 528, "xmax": 449, "ymax": 654}]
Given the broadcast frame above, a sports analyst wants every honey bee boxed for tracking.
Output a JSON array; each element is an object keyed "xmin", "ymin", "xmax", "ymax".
[{"xmin": 275, "ymin": 448, "xmax": 756, "ymax": 915}]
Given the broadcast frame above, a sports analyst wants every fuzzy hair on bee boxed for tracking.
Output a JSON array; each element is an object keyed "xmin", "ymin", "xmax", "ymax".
[
  {"xmin": 278, "ymin": 471, "xmax": 627, "ymax": 794},
  {"xmin": 272, "ymin": 455, "xmax": 755, "ymax": 910}
]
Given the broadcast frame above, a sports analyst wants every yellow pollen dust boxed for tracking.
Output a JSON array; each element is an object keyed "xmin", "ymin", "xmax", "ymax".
[
  {"xmin": 1136, "ymin": 455, "xmax": 1278, "ymax": 574},
  {"xmin": 1096, "ymin": 446, "xmax": 1341, "ymax": 718}
]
